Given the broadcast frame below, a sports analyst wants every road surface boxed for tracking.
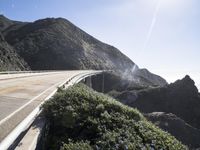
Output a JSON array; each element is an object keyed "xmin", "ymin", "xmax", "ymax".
[{"xmin": 0, "ymin": 70, "xmax": 100, "ymax": 142}]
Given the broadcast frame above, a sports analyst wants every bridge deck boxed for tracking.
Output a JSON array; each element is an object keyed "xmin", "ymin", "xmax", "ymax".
[{"xmin": 0, "ymin": 70, "xmax": 98, "ymax": 143}]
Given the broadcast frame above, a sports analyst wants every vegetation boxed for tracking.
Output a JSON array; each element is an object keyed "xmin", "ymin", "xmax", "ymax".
[{"xmin": 42, "ymin": 83, "xmax": 186, "ymax": 150}]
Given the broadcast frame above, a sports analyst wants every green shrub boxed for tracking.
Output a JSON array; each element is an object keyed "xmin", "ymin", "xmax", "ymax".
[
  {"xmin": 60, "ymin": 141, "xmax": 92, "ymax": 150},
  {"xmin": 42, "ymin": 83, "xmax": 187, "ymax": 150}
]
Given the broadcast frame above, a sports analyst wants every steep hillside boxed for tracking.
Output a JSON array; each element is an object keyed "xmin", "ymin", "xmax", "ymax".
[
  {"xmin": 145, "ymin": 112, "xmax": 200, "ymax": 149},
  {"xmin": 42, "ymin": 83, "xmax": 186, "ymax": 150},
  {"xmin": 0, "ymin": 16, "xmax": 166, "ymax": 86},
  {"xmin": 0, "ymin": 32, "xmax": 29, "ymax": 71}
]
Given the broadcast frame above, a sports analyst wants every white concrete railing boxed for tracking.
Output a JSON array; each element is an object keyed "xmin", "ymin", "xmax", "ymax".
[
  {"xmin": 0, "ymin": 70, "xmax": 104, "ymax": 150},
  {"xmin": 0, "ymin": 71, "xmax": 46, "ymax": 74},
  {"xmin": 0, "ymin": 70, "xmax": 72, "ymax": 74}
]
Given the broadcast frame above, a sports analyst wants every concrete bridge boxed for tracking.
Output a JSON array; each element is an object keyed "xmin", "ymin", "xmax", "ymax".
[{"xmin": 0, "ymin": 70, "xmax": 105, "ymax": 150}]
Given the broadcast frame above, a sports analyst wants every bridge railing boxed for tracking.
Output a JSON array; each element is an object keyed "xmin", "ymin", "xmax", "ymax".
[
  {"xmin": 0, "ymin": 70, "xmax": 62, "ymax": 75},
  {"xmin": 0, "ymin": 70, "xmax": 111, "ymax": 75}
]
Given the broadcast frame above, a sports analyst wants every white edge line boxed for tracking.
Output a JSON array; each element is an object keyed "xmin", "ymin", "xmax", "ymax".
[{"xmin": 0, "ymin": 80, "xmax": 63, "ymax": 126}]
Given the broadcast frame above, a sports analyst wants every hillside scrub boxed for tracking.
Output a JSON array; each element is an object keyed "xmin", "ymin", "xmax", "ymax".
[{"xmin": 42, "ymin": 83, "xmax": 186, "ymax": 150}]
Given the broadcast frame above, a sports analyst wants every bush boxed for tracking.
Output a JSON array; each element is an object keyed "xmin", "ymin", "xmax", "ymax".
[
  {"xmin": 60, "ymin": 141, "xmax": 92, "ymax": 150},
  {"xmin": 42, "ymin": 83, "xmax": 186, "ymax": 150}
]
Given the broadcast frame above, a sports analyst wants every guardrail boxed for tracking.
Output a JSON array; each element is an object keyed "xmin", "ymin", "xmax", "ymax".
[
  {"xmin": 0, "ymin": 70, "xmax": 69, "ymax": 75},
  {"xmin": 0, "ymin": 70, "xmax": 104, "ymax": 150},
  {"xmin": 0, "ymin": 70, "xmax": 111, "ymax": 75},
  {"xmin": 0, "ymin": 71, "xmax": 40, "ymax": 75}
]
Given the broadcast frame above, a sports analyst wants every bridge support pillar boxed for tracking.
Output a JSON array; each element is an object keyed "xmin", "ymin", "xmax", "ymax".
[
  {"xmin": 85, "ymin": 76, "xmax": 92, "ymax": 88},
  {"xmin": 102, "ymin": 73, "xmax": 104, "ymax": 93}
]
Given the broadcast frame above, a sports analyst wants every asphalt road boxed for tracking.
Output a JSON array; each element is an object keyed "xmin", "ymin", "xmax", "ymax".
[{"xmin": 0, "ymin": 70, "xmax": 97, "ymax": 142}]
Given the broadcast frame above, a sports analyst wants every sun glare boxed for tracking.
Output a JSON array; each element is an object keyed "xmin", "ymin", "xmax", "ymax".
[
  {"xmin": 160, "ymin": 0, "xmax": 179, "ymax": 6},
  {"xmin": 159, "ymin": 0, "xmax": 188, "ymax": 10}
]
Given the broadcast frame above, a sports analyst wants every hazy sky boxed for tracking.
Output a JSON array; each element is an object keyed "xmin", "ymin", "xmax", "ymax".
[{"xmin": 0, "ymin": 0, "xmax": 200, "ymax": 85}]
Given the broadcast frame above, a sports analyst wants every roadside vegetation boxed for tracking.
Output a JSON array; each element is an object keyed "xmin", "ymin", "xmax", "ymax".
[{"xmin": 42, "ymin": 83, "xmax": 186, "ymax": 150}]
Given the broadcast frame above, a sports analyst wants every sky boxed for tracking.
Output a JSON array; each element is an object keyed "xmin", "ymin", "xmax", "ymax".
[{"xmin": 0, "ymin": 0, "xmax": 200, "ymax": 87}]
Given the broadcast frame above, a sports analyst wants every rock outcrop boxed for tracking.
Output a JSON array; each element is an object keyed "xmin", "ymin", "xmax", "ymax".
[{"xmin": 145, "ymin": 112, "xmax": 200, "ymax": 149}]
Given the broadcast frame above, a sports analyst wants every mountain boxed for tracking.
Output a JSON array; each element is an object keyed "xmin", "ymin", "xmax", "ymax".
[
  {"xmin": 0, "ymin": 15, "xmax": 166, "ymax": 86},
  {"xmin": 145, "ymin": 112, "xmax": 200, "ymax": 149},
  {"xmin": 0, "ymin": 32, "xmax": 29, "ymax": 71}
]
